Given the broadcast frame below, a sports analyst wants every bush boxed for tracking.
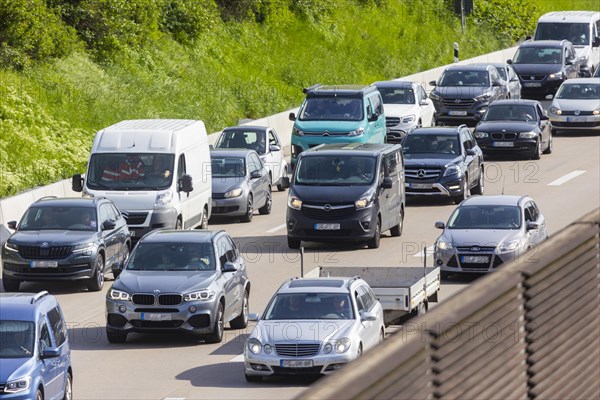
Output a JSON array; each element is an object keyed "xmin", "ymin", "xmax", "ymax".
[
  {"xmin": 160, "ymin": 0, "xmax": 220, "ymax": 44},
  {"xmin": 215, "ymin": 0, "xmax": 275, "ymax": 23},
  {"xmin": 470, "ymin": 0, "xmax": 539, "ymax": 42}
]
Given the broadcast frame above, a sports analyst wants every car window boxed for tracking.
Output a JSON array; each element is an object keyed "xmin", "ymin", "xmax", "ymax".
[
  {"xmin": 525, "ymin": 202, "xmax": 539, "ymax": 222},
  {"xmin": 496, "ymin": 66, "xmax": 507, "ymax": 80},
  {"xmin": 39, "ymin": 322, "xmax": 51, "ymax": 351},
  {"xmin": 489, "ymin": 69, "xmax": 501, "ymax": 84},
  {"xmin": 460, "ymin": 130, "xmax": 472, "ymax": 150},
  {"xmin": 47, "ymin": 307, "xmax": 67, "ymax": 346},
  {"xmin": 251, "ymin": 153, "xmax": 263, "ymax": 171},
  {"xmin": 355, "ymin": 290, "xmax": 366, "ymax": 313},
  {"xmin": 216, "ymin": 235, "xmax": 235, "ymax": 268},
  {"xmin": 384, "ymin": 151, "xmax": 400, "ymax": 176},
  {"xmin": 358, "ymin": 285, "xmax": 374, "ymax": 311},
  {"xmin": 109, "ymin": 204, "xmax": 122, "ymax": 221},
  {"xmin": 99, "ymin": 204, "xmax": 112, "ymax": 223},
  {"xmin": 177, "ymin": 154, "xmax": 186, "ymax": 180},
  {"xmin": 268, "ymin": 130, "xmax": 279, "ymax": 147}
]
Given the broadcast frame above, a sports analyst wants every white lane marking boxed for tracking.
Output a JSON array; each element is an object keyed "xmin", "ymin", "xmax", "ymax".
[
  {"xmin": 163, "ymin": 398, "xmax": 186, "ymax": 400},
  {"xmin": 304, "ymin": 267, "xmax": 320, "ymax": 278},
  {"xmin": 548, "ymin": 170, "xmax": 586, "ymax": 186},
  {"xmin": 266, "ymin": 223, "xmax": 286, "ymax": 233},
  {"xmin": 230, "ymin": 354, "xmax": 244, "ymax": 362},
  {"xmin": 413, "ymin": 245, "xmax": 435, "ymax": 257}
]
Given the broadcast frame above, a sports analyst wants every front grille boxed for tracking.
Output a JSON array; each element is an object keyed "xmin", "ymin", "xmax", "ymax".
[
  {"xmin": 132, "ymin": 294, "xmax": 155, "ymax": 305},
  {"xmin": 122, "ymin": 212, "xmax": 148, "ymax": 225},
  {"xmin": 407, "ymin": 187, "xmax": 443, "ymax": 194},
  {"xmin": 188, "ymin": 314, "xmax": 210, "ymax": 328},
  {"xmin": 522, "ymin": 75, "xmax": 545, "ymax": 81},
  {"xmin": 560, "ymin": 110, "xmax": 594, "ymax": 116},
  {"xmin": 456, "ymin": 246, "xmax": 496, "ymax": 252},
  {"xmin": 553, "ymin": 121, "xmax": 600, "ymax": 128},
  {"xmin": 302, "ymin": 131, "xmax": 349, "ymax": 136},
  {"xmin": 212, "ymin": 206, "xmax": 240, "ymax": 214},
  {"xmin": 303, "ymin": 229, "xmax": 352, "ymax": 237},
  {"xmin": 18, "ymin": 245, "xmax": 72, "ymax": 259},
  {"xmin": 301, "ymin": 204, "xmax": 355, "ymax": 220},
  {"xmin": 130, "ymin": 320, "xmax": 184, "ymax": 328},
  {"xmin": 386, "ymin": 117, "xmax": 401, "ymax": 127},
  {"xmin": 275, "ymin": 343, "xmax": 320, "ymax": 357},
  {"xmin": 441, "ymin": 98, "xmax": 474, "ymax": 109},
  {"xmin": 4, "ymin": 265, "xmax": 90, "ymax": 274},
  {"xmin": 159, "ymin": 294, "xmax": 182, "ymax": 306},
  {"xmin": 405, "ymin": 168, "xmax": 442, "ymax": 179},
  {"xmin": 212, "ymin": 193, "xmax": 226, "ymax": 199},
  {"xmin": 133, "ymin": 308, "xmax": 179, "ymax": 313},
  {"xmin": 490, "ymin": 132, "xmax": 517, "ymax": 140},
  {"xmin": 0, "ymin": 383, "xmax": 5, "ymax": 393}
]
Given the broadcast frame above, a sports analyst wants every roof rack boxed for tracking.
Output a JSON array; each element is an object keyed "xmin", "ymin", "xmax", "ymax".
[
  {"xmin": 35, "ymin": 196, "xmax": 58, "ymax": 203},
  {"xmin": 31, "ymin": 291, "xmax": 50, "ymax": 304},
  {"xmin": 303, "ymin": 84, "xmax": 321, "ymax": 94}
]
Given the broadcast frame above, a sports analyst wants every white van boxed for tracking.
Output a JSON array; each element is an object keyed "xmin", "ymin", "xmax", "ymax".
[
  {"xmin": 534, "ymin": 11, "xmax": 600, "ymax": 77},
  {"xmin": 73, "ymin": 119, "xmax": 212, "ymax": 239}
]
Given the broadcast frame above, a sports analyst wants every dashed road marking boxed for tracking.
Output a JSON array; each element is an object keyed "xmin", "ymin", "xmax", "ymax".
[
  {"xmin": 266, "ymin": 223, "xmax": 286, "ymax": 233},
  {"xmin": 548, "ymin": 170, "xmax": 586, "ymax": 186},
  {"xmin": 230, "ymin": 354, "xmax": 244, "ymax": 362}
]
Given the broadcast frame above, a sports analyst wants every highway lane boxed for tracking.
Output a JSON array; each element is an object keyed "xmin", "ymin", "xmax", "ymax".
[{"xmin": 1, "ymin": 127, "xmax": 598, "ymax": 399}]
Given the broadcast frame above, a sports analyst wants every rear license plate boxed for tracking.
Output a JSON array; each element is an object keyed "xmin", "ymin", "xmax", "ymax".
[
  {"xmin": 461, "ymin": 255, "xmax": 489, "ymax": 264},
  {"xmin": 448, "ymin": 111, "xmax": 467, "ymax": 116},
  {"xmin": 141, "ymin": 313, "xmax": 172, "ymax": 321},
  {"xmin": 30, "ymin": 260, "xmax": 58, "ymax": 268},
  {"xmin": 314, "ymin": 223, "xmax": 340, "ymax": 230},
  {"xmin": 524, "ymin": 82, "xmax": 541, "ymax": 87},
  {"xmin": 280, "ymin": 359, "xmax": 313, "ymax": 368},
  {"xmin": 493, "ymin": 141, "xmax": 514, "ymax": 147}
]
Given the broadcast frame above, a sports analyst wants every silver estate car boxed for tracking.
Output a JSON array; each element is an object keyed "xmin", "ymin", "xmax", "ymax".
[
  {"xmin": 244, "ymin": 277, "xmax": 385, "ymax": 382},
  {"xmin": 434, "ymin": 195, "xmax": 548, "ymax": 277}
]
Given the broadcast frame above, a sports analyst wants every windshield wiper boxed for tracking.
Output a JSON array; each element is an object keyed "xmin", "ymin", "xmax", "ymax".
[{"xmin": 20, "ymin": 346, "xmax": 31, "ymax": 355}]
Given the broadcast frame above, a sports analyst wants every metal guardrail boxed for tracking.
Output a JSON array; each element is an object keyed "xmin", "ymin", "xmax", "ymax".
[{"xmin": 299, "ymin": 208, "xmax": 600, "ymax": 400}]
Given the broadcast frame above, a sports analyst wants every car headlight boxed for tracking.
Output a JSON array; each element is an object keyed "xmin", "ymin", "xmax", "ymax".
[
  {"xmin": 443, "ymin": 165, "xmax": 461, "ymax": 177},
  {"xmin": 475, "ymin": 93, "xmax": 491, "ymax": 101},
  {"xmin": 292, "ymin": 127, "xmax": 304, "ymax": 136},
  {"xmin": 3, "ymin": 241, "xmax": 18, "ymax": 252},
  {"xmin": 348, "ymin": 127, "xmax": 365, "ymax": 137},
  {"xmin": 109, "ymin": 289, "xmax": 131, "ymax": 301},
  {"xmin": 429, "ymin": 91, "xmax": 441, "ymax": 101},
  {"xmin": 437, "ymin": 240, "xmax": 453, "ymax": 251},
  {"xmin": 355, "ymin": 190, "xmax": 375, "ymax": 209},
  {"xmin": 518, "ymin": 131, "xmax": 538, "ymax": 139},
  {"xmin": 224, "ymin": 188, "xmax": 243, "ymax": 198},
  {"xmin": 547, "ymin": 73, "xmax": 563, "ymax": 80},
  {"xmin": 73, "ymin": 242, "xmax": 95, "ymax": 252},
  {"xmin": 401, "ymin": 115, "xmax": 416, "ymax": 124},
  {"xmin": 498, "ymin": 240, "xmax": 521, "ymax": 252},
  {"xmin": 4, "ymin": 376, "xmax": 31, "ymax": 394},
  {"xmin": 549, "ymin": 106, "xmax": 562, "ymax": 115},
  {"xmin": 288, "ymin": 195, "xmax": 302, "ymax": 210},
  {"xmin": 323, "ymin": 342, "xmax": 333, "ymax": 354},
  {"xmin": 334, "ymin": 337, "xmax": 351, "ymax": 354},
  {"xmin": 263, "ymin": 344, "xmax": 273, "ymax": 354},
  {"xmin": 183, "ymin": 289, "xmax": 215, "ymax": 302},
  {"xmin": 248, "ymin": 338, "xmax": 262, "ymax": 354},
  {"xmin": 474, "ymin": 131, "xmax": 488, "ymax": 139},
  {"xmin": 593, "ymin": 108, "xmax": 600, "ymax": 116},
  {"xmin": 155, "ymin": 190, "xmax": 173, "ymax": 207}
]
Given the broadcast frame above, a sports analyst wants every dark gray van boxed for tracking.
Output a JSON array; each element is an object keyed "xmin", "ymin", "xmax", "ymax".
[{"xmin": 282, "ymin": 143, "xmax": 405, "ymax": 249}]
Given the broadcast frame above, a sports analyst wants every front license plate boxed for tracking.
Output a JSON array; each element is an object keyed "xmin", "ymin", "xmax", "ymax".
[
  {"xmin": 280, "ymin": 359, "xmax": 314, "ymax": 368},
  {"xmin": 461, "ymin": 255, "xmax": 489, "ymax": 264},
  {"xmin": 314, "ymin": 223, "xmax": 340, "ymax": 230},
  {"xmin": 141, "ymin": 313, "xmax": 173, "ymax": 321},
  {"xmin": 493, "ymin": 141, "xmax": 514, "ymax": 147},
  {"xmin": 524, "ymin": 82, "xmax": 541, "ymax": 87},
  {"xmin": 448, "ymin": 110, "xmax": 467, "ymax": 116},
  {"xmin": 566, "ymin": 116, "xmax": 586, "ymax": 123},
  {"xmin": 410, "ymin": 183, "xmax": 432, "ymax": 189},
  {"xmin": 30, "ymin": 260, "xmax": 58, "ymax": 268}
]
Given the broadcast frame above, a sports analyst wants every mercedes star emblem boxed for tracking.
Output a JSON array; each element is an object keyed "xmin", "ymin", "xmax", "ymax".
[{"xmin": 417, "ymin": 169, "xmax": 426, "ymax": 178}]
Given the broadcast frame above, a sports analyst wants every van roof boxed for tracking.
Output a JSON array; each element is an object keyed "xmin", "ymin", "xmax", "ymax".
[
  {"xmin": 303, "ymin": 84, "xmax": 379, "ymax": 98},
  {"xmin": 105, "ymin": 119, "xmax": 201, "ymax": 132},
  {"xmin": 303, "ymin": 143, "xmax": 400, "ymax": 156},
  {"xmin": 537, "ymin": 11, "xmax": 600, "ymax": 24}
]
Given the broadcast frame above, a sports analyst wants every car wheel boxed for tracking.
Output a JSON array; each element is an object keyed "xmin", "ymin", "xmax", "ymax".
[
  {"xmin": 367, "ymin": 218, "xmax": 381, "ymax": 249},
  {"xmin": 357, "ymin": 343, "xmax": 363, "ymax": 358},
  {"xmin": 2, "ymin": 275, "xmax": 20, "ymax": 291},
  {"xmin": 531, "ymin": 139, "xmax": 541, "ymax": 160},
  {"xmin": 417, "ymin": 119, "xmax": 422, "ymax": 128},
  {"xmin": 205, "ymin": 302, "xmax": 224, "ymax": 343},
  {"xmin": 453, "ymin": 178, "xmax": 469, "ymax": 204},
  {"xmin": 379, "ymin": 329, "xmax": 385, "ymax": 344},
  {"xmin": 258, "ymin": 190, "xmax": 272, "ymax": 215},
  {"xmin": 87, "ymin": 254, "xmax": 105, "ymax": 292},
  {"xmin": 63, "ymin": 372, "xmax": 73, "ymax": 400},
  {"xmin": 240, "ymin": 195, "xmax": 254, "ymax": 223},
  {"xmin": 106, "ymin": 329, "xmax": 127, "ymax": 343},
  {"xmin": 175, "ymin": 218, "xmax": 183, "ymax": 230},
  {"xmin": 230, "ymin": 290, "xmax": 249, "ymax": 329},
  {"xmin": 390, "ymin": 207, "xmax": 404, "ymax": 237},
  {"xmin": 277, "ymin": 167, "xmax": 288, "ymax": 191},
  {"xmin": 471, "ymin": 169, "xmax": 484, "ymax": 195},
  {"xmin": 199, "ymin": 207, "xmax": 209, "ymax": 229},
  {"xmin": 287, "ymin": 237, "xmax": 301, "ymax": 249},
  {"xmin": 245, "ymin": 373, "xmax": 262, "ymax": 383},
  {"xmin": 35, "ymin": 388, "xmax": 43, "ymax": 400},
  {"xmin": 543, "ymin": 133, "xmax": 553, "ymax": 154}
]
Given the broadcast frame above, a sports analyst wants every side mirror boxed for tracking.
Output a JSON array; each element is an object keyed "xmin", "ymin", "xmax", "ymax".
[
  {"xmin": 368, "ymin": 113, "xmax": 378, "ymax": 122},
  {"xmin": 545, "ymin": 94, "xmax": 554, "ymax": 100},
  {"xmin": 41, "ymin": 347, "xmax": 60, "ymax": 359},
  {"xmin": 289, "ymin": 112, "xmax": 296, "ymax": 121},
  {"xmin": 466, "ymin": 149, "xmax": 477, "ymax": 156},
  {"xmin": 102, "ymin": 220, "xmax": 116, "ymax": 231},
  {"xmin": 381, "ymin": 176, "xmax": 393, "ymax": 189},
  {"xmin": 540, "ymin": 114, "xmax": 549, "ymax": 121},
  {"xmin": 250, "ymin": 170, "xmax": 262, "ymax": 179},
  {"xmin": 281, "ymin": 176, "xmax": 291, "ymax": 189},
  {"xmin": 7, "ymin": 221, "xmax": 17, "ymax": 230},
  {"xmin": 510, "ymin": 76, "xmax": 520, "ymax": 82},
  {"xmin": 72, "ymin": 174, "xmax": 83, "ymax": 193},
  {"xmin": 419, "ymin": 99, "xmax": 430, "ymax": 106},
  {"xmin": 506, "ymin": 59, "xmax": 513, "ymax": 65},
  {"xmin": 429, "ymin": 80, "xmax": 437, "ymax": 86},
  {"xmin": 526, "ymin": 221, "xmax": 539, "ymax": 230},
  {"xmin": 565, "ymin": 58, "xmax": 574, "ymax": 65},
  {"xmin": 248, "ymin": 313, "xmax": 260, "ymax": 322},
  {"xmin": 473, "ymin": 113, "xmax": 482, "ymax": 121},
  {"xmin": 180, "ymin": 174, "xmax": 194, "ymax": 193},
  {"xmin": 434, "ymin": 221, "xmax": 445, "ymax": 229},
  {"xmin": 269, "ymin": 144, "xmax": 281, "ymax": 152},
  {"xmin": 360, "ymin": 311, "xmax": 377, "ymax": 322},
  {"xmin": 222, "ymin": 261, "xmax": 238, "ymax": 273},
  {"xmin": 593, "ymin": 37, "xmax": 600, "ymax": 47},
  {"xmin": 492, "ymin": 81, "xmax": 502, "ymax": 86}
]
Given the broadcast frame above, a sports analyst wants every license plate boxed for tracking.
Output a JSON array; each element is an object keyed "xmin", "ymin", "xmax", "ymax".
[
  {"xmin": 314, "ymin": 223, "xmax": 340, "ymax": 230},
  {"xmin": 409, "ymin": 183, "xmax": 432, "ymax": 189},
  {"xmin": 141, "ymin": 313, "xmax": 172, "ymax": 321},
  {"xmin": 524, "ymin": 82, "xmax": 541, "ymax": 87},
  {"xmin": 280, "ymin": 359, "xmax": 313, "ymax": 368},
  {"xmin": 130, "ymin": 231, "xmax": 136, "ymax": 237},
  {"xmin": 30, "ymin": 260, "xmax": 58, "ymax": 268},
  {"xmin": 461, "ymin": 255, "xmax": 489, "ymax": 264},
  {"xmin": 493, "ymin": 141, "xmax": 514, "ymax": 147},
  {"xmin": 566, "ymin": 116, "xmax": 586, "ymax": 122},
  {"xmin": 448, "ymin": 110, "xmax": 467, "ymax": 116}
]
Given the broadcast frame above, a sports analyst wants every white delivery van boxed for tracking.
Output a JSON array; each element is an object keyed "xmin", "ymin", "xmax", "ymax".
[
  {"xmin": 73, "ymin": 119, "xmax": 212, "ymax": 239},
  {"xmin": 534, "ymin": 11, "xmax": 600, "ymax": 77}
]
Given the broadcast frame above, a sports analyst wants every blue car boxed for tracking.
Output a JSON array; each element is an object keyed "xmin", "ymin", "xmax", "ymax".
[{"xmin": 0, "ymin": 291, "xmax": 72, "ymax": 399}]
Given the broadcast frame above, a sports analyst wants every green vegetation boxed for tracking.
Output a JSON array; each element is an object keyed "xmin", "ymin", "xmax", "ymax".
[{"xmin": 0, "ymin": 0, "xmax": 592, "ymax": 197}]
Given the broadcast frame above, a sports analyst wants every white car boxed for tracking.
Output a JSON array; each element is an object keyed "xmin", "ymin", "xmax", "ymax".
[
  {"xmin": 215, "ymin": 125, "xmax": 289, "ymax": 191},
  {"xmin": 372, "ymin": 80, "xmax": 436, "ymax": 142},
  {"xmin": 548, "ymin": 77, "xmax": 600, "ymax": 134},
  {"xmin": 244, "ymin": 277, "xmax": 385, "ymax": 382}
]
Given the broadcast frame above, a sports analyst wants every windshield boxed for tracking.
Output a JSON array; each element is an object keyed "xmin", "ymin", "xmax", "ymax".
[
  {"xmin": 438, "ymin": 70, "xmax": 489, "ymax": 87},
  {"xmin": 448, "ymin": 205, "xmax": 522, "ymax": 230},
  {"xmin": 402, "ymin": 134, "xmax": 459, "ymax": 155},
  {"xmin": 19, "ymin": 206, "xmax": 98, "ymax": 231},
  {"xmin": 535, "ymin": 22, "xmax": 589, "ymax": 46},
  {"xmin": 216, "ymin": 129, "xmax": 266, "ymax": 154},
  {"xmin": 87, "ymin": 153, "xmax": 175, "ymax": 191},
  {"xmin": 126, "ymin": 242, "xmax": 216, "ymax": 271},
  {"xmin": 264, "ymin": 293, "xmax": 354, "ymax": 320},
  {"xmin": 299, "ymin": 97, "xmax": 364, "ymax": 121},
  {"xmin": 376, "ymin": 87, "xmax": 415, "ymax": 104},
  {"xmin": 0, "ymin": 321, "xmax": 35, "ymax": 358},
  {"xmin": 483, "ymin": 105, "xmax": 537, "ymax": 121},
  {"xmin": 295, "ymin": 155, "xmax": 376, "ymax": 186},
  {"xmin": 556, "ymin": 83, "xmax": 600, "ymax": 99},
  {"xmin": 210, "ymin": 156, "xmax": 246, "ymax": 178},
  {"xmin": 513, "ymin": 47, "xmax": 562, "ymax": 64}
]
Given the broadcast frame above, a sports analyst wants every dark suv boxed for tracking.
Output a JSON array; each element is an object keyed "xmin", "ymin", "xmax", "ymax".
[
  {"xmin": 429, "ymin": 64, "xmax": 507, "ymax": 126},
  {"xmin": 2, "ymin": 197, "xmax": 130, "ymax": 292},
  {"xmin": 402, "ymin": 126, "xmax": 484, "ymax": 204},
  {"xmin": 508, "ymin": 40, "xmax": 581, "ymax": 97}
]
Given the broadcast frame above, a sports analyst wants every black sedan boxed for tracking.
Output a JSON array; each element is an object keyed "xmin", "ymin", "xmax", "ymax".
[
  {"xmin": 2, "ymin": 197, "xmax": 131, "ymax": 292},
  {"xmin": 473, "ymin": 100, "xmax": 553, "ymax": 159}
]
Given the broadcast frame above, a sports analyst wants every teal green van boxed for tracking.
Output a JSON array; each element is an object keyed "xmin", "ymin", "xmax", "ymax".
[{"xmin": 289, "ymin": 85, "xmax": 387, "ymax": 166}]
